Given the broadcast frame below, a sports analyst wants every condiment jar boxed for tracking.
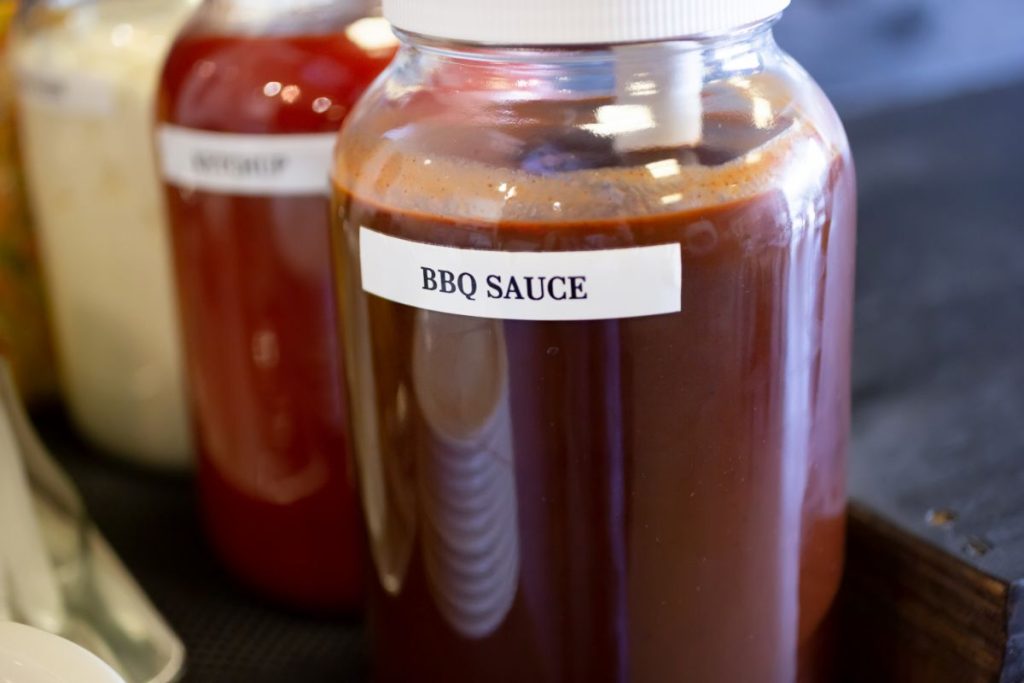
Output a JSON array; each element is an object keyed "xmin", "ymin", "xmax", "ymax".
[
  {"xmin": 11, "ymin": 0, "xmax": 198, "ymax": 468},
  {"xmin": 158, "ymin": 0, "xmax": 395, "ymax": 609},
  {"xmin": 332, "ymin": 0, "xmax": 856, "ymax": 679}
]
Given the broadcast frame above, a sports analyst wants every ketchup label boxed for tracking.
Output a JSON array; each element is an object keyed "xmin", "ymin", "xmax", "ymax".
[
  {"xmin": 360, "ymin": 227, "xmax": 683, "ymax": 321},
  {"xmin": 16, "ymin": 68, "xmax": 114, "ymax": 116},
  {"xmin": 158, "ymin": 125, "xmax": 336, "ymax": 196}
]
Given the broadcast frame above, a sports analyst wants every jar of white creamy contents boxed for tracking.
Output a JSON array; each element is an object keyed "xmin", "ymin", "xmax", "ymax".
[{"xmin": 12, "ymin": 0, "xmax": 197, "ymax": 468}]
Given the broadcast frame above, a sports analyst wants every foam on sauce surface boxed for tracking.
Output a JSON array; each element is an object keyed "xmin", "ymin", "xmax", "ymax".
[{"xmin": 336, "ymin": 116, "xmax": 831, "ymax": 225}]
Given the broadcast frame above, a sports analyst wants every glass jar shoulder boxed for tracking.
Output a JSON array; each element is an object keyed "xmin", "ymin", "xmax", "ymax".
[
  {"xmin": 334, "ymin": 43, "xmax": 851, "ymax": 228},
  {"xmin": 12, "ymin": 0, "xmax": 195, "ymax": 86},
  {"xmin": 15, "ymin": 0, "xmax": 196, "ymax": 32},
  {"xmin": 159, "ymin": 28, "xmax": 389, "ymax": 134}
]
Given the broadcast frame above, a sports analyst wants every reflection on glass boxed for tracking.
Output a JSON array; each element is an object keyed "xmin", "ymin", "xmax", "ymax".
[
  {"xmin": 345, "ymin": 226, "xmax": 416, "ymax": 596},
  {"xmin": 412, "ymin": 311, "xmax": 519, "ymax": 639}
]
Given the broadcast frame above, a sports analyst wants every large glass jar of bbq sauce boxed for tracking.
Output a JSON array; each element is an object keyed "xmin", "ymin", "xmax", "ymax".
[
  {"xmin": 332, "ymin": 0, "xmax": 856, "ymax": 680},
  {"xmin": 157, "ymin": 0, "xmax": 396, "ymax": 609},
  {"xmin": 11, "ymin": 0, "xmax": 197, "ymax": 468}
]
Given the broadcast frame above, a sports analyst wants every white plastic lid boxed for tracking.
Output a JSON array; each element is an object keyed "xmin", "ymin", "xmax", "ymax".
[{"xmin": 383, "ymin": 0, "xmax": 790, "ymax": 45}]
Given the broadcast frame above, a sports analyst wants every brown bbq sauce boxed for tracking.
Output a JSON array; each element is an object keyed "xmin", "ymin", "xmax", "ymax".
[{"xmin": 334, "ymin": 115, "xmax": 854, "ymax": 682}]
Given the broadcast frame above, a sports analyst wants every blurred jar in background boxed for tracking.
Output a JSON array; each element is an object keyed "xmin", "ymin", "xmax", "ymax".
[
  {"xmin": 0, "ymin": 0, "xmax": 55, "ymax": 404},
  {"xmin": 158, "ymin": 0, "xmax": 395, "ymax": 609},
  {"xmin": 11, "ymin": 0, "xmax": 197, "ymax": 469}
]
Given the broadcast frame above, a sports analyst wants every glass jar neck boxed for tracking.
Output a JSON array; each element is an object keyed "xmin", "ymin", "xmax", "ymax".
[
  {"xmin": 397, "ymin": 18, "xmax": 779, "ymax": 83},
  {"xmin": 392, "ymin": 20, "xmax": 780, "ymax": 153}
]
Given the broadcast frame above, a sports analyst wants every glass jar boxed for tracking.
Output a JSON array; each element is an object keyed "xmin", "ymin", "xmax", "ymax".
[
  {"xmin": 11, "ymin": 0, "xmax": 197, "ymax": 468},
  {"xmin": 332, "ymin": 0, "xmax": 855, "ymax": 680},
  {"xmin": 0, "ymin": 0, "xmax": 56, "ymax": 404},
  {"xmin": 158, "ymin": 0, "xmax": 395, "ymax": 609}
]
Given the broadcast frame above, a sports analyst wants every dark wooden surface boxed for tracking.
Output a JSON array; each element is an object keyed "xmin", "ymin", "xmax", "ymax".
[
  {"xmin": 850, "ymin": 81, "xmax": 1024, "ymax": 586},
  {"xmin": 40, "ymin": 80, "xmax": 1024, "ymax": 682},
  {"xmin": 842, "ymin": 506, "xmax": 1009, "ymax": 682},
  {"xmin": 841, "ymin": 79, "xmax": 1024, "ymax": 682}
]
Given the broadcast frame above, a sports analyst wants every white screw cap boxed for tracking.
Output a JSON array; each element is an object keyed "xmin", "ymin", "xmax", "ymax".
[{"xmin": 383, "ymin": 0, "xmax": 791, "ymax": 45}]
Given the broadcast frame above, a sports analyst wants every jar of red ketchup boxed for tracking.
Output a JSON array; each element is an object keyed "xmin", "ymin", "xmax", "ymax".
[
  {"xmin": 157, "ymin": 0, "xmax": 396, "ymax": 610},
  {"xmin": 332, "ymin": 0, "xmax": 855, "ymax": 678}
]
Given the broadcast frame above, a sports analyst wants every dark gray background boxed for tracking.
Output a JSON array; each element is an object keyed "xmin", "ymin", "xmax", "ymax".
[{"xmin": 778, "ymin": 0, "xmax": 1024, "ymax": 115}]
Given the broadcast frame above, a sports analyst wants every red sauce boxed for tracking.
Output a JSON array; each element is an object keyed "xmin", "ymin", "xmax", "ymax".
[{"xmin": 159, "ymin": 24, "xmax": 394, "ymax": 610}]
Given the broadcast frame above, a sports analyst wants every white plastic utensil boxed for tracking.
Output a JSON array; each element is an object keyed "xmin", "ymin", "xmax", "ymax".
[
  {"xmin": 0, "ymin": 369, "xmax": 65, "ymax": 633},
  {"xmin": 0, "ymin": 622, "xmax": 127, "ymax": 683},
  {"xmin": 0, "ymin": 555, "xmax": 10, "ymax": 622},
  {"xmin": 0, "ymin": 359, "xmax": 186, "ymax": 683}
]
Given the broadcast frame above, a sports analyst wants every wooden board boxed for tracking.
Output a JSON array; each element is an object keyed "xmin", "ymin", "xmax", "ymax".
[{"xmin": 842, "ymin": 81, "xmax": 1024, "ymax": 682}]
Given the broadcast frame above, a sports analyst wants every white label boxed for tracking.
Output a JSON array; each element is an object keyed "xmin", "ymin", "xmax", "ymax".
[
  {"xmin": 158, "ymin": 125, "xmax": 337, "ymax": 196},
  {"xmin": 16, "ymin": 67, "xmax": 115, "ymax": 116},
  {"xmin": 360, "ymin": 227, "xmax": 682, "ymax": 321}
]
